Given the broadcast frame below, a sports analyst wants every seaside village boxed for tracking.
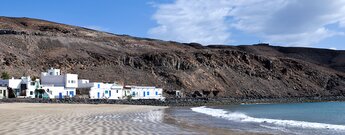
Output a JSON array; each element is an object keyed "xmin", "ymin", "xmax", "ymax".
[{"xmin": 0, "ymin": 68, "xmax": 165, "ymax": 100}]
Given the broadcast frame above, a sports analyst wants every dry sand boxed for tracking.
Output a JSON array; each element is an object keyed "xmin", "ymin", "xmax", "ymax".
[
  {"xmin": 0, "ymin": 103, "xmax": 199, "ymax": 135},
  {"xmin": 0, "ymin": 103, "xmax": 262, "ymax": 135}
]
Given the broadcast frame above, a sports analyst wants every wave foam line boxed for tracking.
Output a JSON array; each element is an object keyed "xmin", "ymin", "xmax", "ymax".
[{"xmin": 191, "ymin": 106, "xmax": 345, "ymax": 130}]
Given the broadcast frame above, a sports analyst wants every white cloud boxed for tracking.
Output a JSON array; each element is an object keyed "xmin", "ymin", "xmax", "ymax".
[
  {"xmin": 84, "ymin": 25, "xmax": 109, "ymax": 32},
  {"xmin": 149, "ymin": 0, "xmax": 345, "ymax": 46},
  {"xmin": 148, "ymin": 0, "xmax": 233, "ymax": 45}
]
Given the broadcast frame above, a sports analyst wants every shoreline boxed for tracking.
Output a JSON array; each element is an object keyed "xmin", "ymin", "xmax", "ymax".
[{"xmin": 164, "ymin": 107, "xmax": 268, "ymax": 135}]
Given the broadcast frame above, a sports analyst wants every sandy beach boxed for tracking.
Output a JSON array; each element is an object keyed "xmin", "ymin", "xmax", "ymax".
[
  {"xmin": 0, "ymin": 103, "xmax": 262, "ymax": 135},
  {"xmin": 0, "ymin": 103, "xmax": 195, "ymax": 135}
]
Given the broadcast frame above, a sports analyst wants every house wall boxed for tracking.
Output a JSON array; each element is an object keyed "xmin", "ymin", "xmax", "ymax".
[
  {"xmin": 42, "ymin": 86, "xmax": 68, "ymax": 99},
  {"xmin": 83, "ymin": 82, "xmax": 125, "ymax": 99},
  {"xmin": 129, "ymin": 86, "xmax": 164, "ymax": 100},
  {"xmin": 0, "ymin": 87, "xmax": 8, "ymax": 99},
  {"xmin": 65, "ymin": 74, "xmax": 78, "ymax": 88}
]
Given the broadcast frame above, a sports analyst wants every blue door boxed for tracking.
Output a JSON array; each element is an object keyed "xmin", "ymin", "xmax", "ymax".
[
  {"xmin": 97, "ymin": 92, "xmax": 100, "ymax": 99},
  {"xmin": 109, "ymin": 90, "xmax": 111, "ymax": 97},
  {"xmin": 143, "ymin": 91, "xmax": 146, "ymax": 97},
  {"xmin": 59, "ymin": 93, "xmax": 62, "ymax": 99},
  {"xmin": 70, "ymin": 91, "xmax": 74, "ymax": 97}
]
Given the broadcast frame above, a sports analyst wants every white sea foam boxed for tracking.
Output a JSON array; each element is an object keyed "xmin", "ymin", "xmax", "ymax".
[{"xmin": 191, "ymin": 106, "xmax": 345, "ymax": 131}]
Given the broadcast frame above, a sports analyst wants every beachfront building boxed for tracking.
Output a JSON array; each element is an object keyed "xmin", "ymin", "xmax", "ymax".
[
  {"xmin": 78, "ymin": 80, "xmax": 125, "ymax": 99},
  {"xmin": 0, "ymin": 87, "xmax": 8, "ymax": 99},
  {"xmin": 0, "ymin": 76, "xmax": 40, "ymax": 98},
  {"xmin": 40, "ymin": 68, "xmax": 78, "ymax": 99},
  {"xmin": 125, "ymin": 86, "xmax": 164, "ymax": 100}
]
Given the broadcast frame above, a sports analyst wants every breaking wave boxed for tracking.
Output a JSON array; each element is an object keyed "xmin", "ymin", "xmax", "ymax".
[{"xmin": 191, "ymin": 106, "xmax": 345, "ymax": 131}]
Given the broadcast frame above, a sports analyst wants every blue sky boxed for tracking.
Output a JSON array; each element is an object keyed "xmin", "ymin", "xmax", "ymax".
[{"xmin": 1, "ymin": 0, "xmax": 345, "ymax": 50}]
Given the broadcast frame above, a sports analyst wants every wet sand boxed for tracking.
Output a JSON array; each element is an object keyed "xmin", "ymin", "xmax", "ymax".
[{"xmin": 0, "ymin": 103, "xmax": 261, "ymax": 135}]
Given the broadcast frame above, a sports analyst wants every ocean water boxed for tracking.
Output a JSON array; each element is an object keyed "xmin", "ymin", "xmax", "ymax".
[{"xmin": 168, "ymin": 102, "xmax": 345, "ymax": 135}]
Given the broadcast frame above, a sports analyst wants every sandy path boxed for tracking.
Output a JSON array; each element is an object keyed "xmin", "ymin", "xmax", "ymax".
[{"xmin": 0, "ymin": 103, "xmax": 197, "ymax": 135}]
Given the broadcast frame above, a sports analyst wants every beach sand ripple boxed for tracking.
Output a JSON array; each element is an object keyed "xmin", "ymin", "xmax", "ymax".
[{"xmin": 0, "ymin": 103, "xmax": 198, "ymax": 135}]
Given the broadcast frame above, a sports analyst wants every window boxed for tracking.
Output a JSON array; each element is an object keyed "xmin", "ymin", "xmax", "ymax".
[
  {"xmin": 116, "ymin": 90, "xmax": 118, "ymax": 93},
  {"xmin": 132, "ymin": 92, "xmax": 135, "ymax": 96},
  {"xmin": 30, "ymin": 91, "xmax": 33, "ymax": 95},
  {"xmin": 105, "ymin": 90, "xmax": 108, "ymax": 94},
  {"xmin": 155, "ymin": 91, "xmax": 158, "ymax": 96},
  {"xmin": 31, "ymin": 82, "xmax": 35, "ymax": 86},
  {"xmin": 147, "ymin": 91, "xmax": 149, "ymax": 96},
  {"xmin": 0, "ymin": 90, "xmax": 2, "ymax": 94},
  {"xmin": 98, "ymin": 84, "xmax": 100, "ymax": 88}
]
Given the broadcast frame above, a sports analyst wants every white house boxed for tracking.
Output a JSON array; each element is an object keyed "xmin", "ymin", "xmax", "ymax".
[
  {"xmin": 0, "ymin": 76, "xmax": 39, "ymax": 98},
  {"xmin": 125, "ymin": 86, "xmax": 164, "ymax": 100},
  {"xmin": 40, "ymin": 68, "xmax": 78, "ymax": 99},
  {"xmin": 78, "ymin": 80, "xmax": 126, "ymax": 99},
  {"xmin": 0, "ymin": 87, "xmax": 8, "ymax": 99},
  {"xmin": 0, "ymin": 77, "xmax": 21, "ymax": 96}
]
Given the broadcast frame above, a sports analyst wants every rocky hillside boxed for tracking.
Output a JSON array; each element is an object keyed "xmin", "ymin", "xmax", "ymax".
[{"xmin": 0, "ymin": 16, "xmax": 344, "ymax": 98}]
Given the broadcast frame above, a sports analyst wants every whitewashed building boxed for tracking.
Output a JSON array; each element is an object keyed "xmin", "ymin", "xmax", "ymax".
[
  {"xmin": 0, "ymin": 87, "xmax": 8, "ymax": 99},
  {"xmin": 0, "ymin": 77, "xmax": 21, "ymax": 96},
  {"xmin": 78, "ymin": 80, "xmax": 126, "ymax": 99},
  {"xmin": 40, "ymin": 68, "xmax": 78, "ymax": 99},
  {"xmin": 0, "ymin": 76, "xmax": 39, "ymax": 98},
  {"xmin": 125, "ymin": 86, "xmax": 164, "ymax": 100}
]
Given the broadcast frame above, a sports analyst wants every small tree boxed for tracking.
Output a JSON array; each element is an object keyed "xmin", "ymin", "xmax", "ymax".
[
  {"xmin": 1, "ymin": 72, "xmax": 10, "ymax": 79},
  {"xmin": 31, "ymin": 76, "xmax": 39, "ymax": 81}
]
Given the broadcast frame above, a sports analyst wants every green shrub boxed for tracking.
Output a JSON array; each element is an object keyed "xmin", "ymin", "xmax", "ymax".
[{"xmin": 1, "ymin": 72, "xmax": 10, "ymax": 79}]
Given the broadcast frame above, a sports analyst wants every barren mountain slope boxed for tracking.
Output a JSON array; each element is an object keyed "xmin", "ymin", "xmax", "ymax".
[{"xmin": 0, "ymin": 16, "xmax": 344, "ymax": 98}]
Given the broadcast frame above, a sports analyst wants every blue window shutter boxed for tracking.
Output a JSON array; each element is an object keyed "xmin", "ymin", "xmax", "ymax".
[
  {"xmin": 147, "ymin": 91, "xmax": 149, "ymax": 96},
  {"xmin": 156, "ymin": 91, "xmax": 158, "ymax": 95}
]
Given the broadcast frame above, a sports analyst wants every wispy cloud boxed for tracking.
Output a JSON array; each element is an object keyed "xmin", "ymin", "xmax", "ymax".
[
  {"xmin": 84, "ymin": 25, "xmax": 110, "ymax": 32},
  {"xmin": 149, "ymin": 0, "xmax": 345, "ymax": 46},
  {"xmin": 148, "ymin": 0, "xmax": 233, "ymax": 45}
]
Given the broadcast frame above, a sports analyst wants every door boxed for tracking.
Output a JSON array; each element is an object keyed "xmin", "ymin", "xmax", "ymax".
[
  {"xmin": 59, "ymin": 92, "xmax": 62, "ymax": 99},
  {"xmin": 109, "ymin": 90, "xmax": 111, "ymax": 97},
  {"xmin": 70, "ymin": 91, "xmax": 74, "ymax": 97},
  {"xmin": 3, "ymin": 90, "xmax": 6, "ymax": 97},
  {"xmin": 97, "ymin": 92, "xmax": 100, "ymax": 99},
  {"xmin": 143, "ymin": 91, "xmax": 146, "ymax": 97}
]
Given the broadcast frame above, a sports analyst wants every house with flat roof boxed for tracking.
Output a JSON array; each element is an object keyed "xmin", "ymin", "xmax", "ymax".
[
  {"xmin": 40, "ymin": 68, "xmax": 78, "ymax": 99},
  {"xmin": 125, "ymin": 85, "xmax": 164, "ymax": 100},
  {"xmin": 0, "ymin": 76, "xmax": 39, "ymax": 98},
  {"xmin": 78, "ymin": 80, "xmax": 126, "ymax": 99}
]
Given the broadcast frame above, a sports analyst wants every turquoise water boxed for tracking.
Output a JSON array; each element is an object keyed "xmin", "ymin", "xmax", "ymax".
[
  {"xmin": 169, "ymin": 102, "xmax": 345, "ymax": 135},
  {"xmin": 222, "ymin": 102, "xmax": 345, "ymax": 125}
]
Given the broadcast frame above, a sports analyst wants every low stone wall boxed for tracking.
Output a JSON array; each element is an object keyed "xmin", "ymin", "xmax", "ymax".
[{"xmin": 1, "ymin": 96, "xmax": 345, "ymax": 106}]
